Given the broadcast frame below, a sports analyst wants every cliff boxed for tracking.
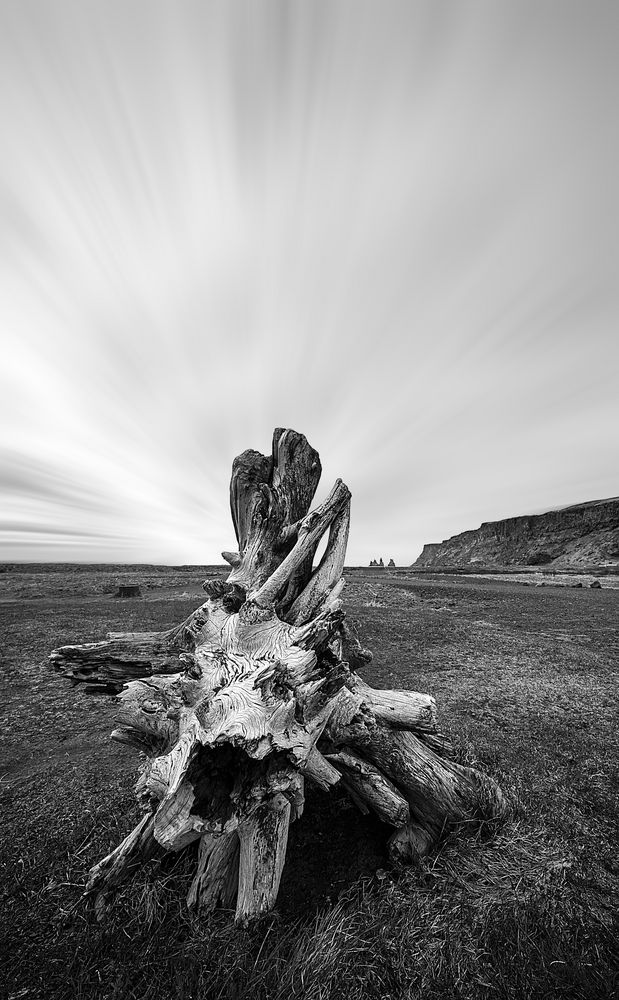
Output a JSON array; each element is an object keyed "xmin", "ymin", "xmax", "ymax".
[{"xmin": 412, "ymin": 497, "xmax": 619, "ymax": 569}]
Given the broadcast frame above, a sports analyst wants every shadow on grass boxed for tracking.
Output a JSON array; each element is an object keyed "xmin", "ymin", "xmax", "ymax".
[{"xmin": 2, "ymin": 770, "xmax": 617, "ymax": 1000}]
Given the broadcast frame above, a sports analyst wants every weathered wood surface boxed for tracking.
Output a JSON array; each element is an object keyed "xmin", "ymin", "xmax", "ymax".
[
  {"xmin": 187, "ymin": 831, "xmax": 239, "ymax": 913},
  {"xmin": 51, "ymin": 428, "xmax": 508, "ymax": 924},
  {"xmin": 236, "ymin": 793, "xmax": 291, "ymax": 925}
]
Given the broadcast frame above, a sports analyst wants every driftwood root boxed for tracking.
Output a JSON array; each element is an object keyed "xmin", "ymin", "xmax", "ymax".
[{"xmin": 51, "ymin": 428, "xmax": 507, "ymax": 923}]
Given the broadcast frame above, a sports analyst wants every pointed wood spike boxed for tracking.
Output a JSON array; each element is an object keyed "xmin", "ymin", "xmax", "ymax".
[
  {"xmin": 85, "ymin": 814, "xmax": 162, "ymax": 918},
  {"xmin": 251, "ymin": 480, "xmax": 351, "ymax": 608},
  {"xmin": 286, "ymin": 500, "xmax": 350, "ymax": 625}
]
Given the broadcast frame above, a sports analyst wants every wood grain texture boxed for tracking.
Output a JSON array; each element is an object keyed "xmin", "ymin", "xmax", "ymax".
[
  {"xmin": 51, "ymin": 427, "xmax": 507, "ymax": 924},
  {"xmin": 187, "ymin": 832, "xmax": 240, "ymax": 912},
  {"xmin": 235, "ymin": 794, "xmax": 291, "ymax": 926}
]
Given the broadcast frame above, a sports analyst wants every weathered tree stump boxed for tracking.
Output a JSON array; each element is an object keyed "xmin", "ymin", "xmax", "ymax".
[{"xmin": 51, "ymin": 428, "xmax": 508, "ymax": 925}]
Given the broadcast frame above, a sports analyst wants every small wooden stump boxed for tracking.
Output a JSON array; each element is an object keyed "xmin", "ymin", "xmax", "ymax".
[{"xmin": 51, "ymin": 428, "xmax": 508, "ymax": 925}]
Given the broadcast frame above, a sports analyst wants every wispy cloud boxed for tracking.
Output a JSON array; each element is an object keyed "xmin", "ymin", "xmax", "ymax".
[{"xmin": 1, "ymin": 0, "xmax": 618, "ymax": 563}]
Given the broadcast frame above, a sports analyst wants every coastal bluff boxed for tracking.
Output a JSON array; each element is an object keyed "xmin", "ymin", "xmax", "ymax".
[{"xmin": 412, "ymin": 497, "xmax": 619, "ymax": 569}]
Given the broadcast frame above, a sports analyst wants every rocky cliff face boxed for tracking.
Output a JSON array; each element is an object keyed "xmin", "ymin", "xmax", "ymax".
[{"xmin": 412, "ymin": 498, "xmax": 619, "ymax": 569}]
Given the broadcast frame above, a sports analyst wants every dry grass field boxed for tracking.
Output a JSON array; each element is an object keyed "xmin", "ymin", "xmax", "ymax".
[{"xmin": 1, "ymin": 566, "xmax": 617, "ymax": 1000}]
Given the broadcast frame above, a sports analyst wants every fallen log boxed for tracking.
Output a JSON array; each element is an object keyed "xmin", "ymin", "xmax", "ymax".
[{"xmin": 51, "ymin": 427, "xmax": 508, "ymax": 925}]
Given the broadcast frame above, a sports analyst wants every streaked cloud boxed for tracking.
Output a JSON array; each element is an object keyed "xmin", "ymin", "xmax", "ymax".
[{"xmin": 1, "ymin": 0, "xmax": 618, "ymax": 564}]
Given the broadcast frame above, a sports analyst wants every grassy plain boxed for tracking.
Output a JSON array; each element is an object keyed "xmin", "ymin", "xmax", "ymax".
[{"xmin": 0, "ymin": 566, "xmax": 617, "ymax": 1000}]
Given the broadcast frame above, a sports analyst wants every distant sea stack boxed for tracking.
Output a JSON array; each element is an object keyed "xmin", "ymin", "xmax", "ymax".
[{"xmin": 412, "ymin": 498, "xmax": 619, "ymax": 569}]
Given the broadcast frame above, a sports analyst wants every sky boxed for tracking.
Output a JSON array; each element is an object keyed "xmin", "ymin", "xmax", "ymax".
[{"xmin": 1, "ymin": 0, "xmax": 618, "ymax": 566}]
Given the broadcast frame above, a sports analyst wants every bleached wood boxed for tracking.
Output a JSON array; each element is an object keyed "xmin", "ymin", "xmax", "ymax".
[
  {"xmin": 50, "ymin": 602, "xmax": 213, "ymax": 687},
  {"xmin": 252, "ymin": 479, "xmax": 351, "ymax": 609},
  {"xmin": 52, "ymin": 426, "xmax": 508, "ymax": 923},
  {"xmin": 149, "ymin": 724, "xmax": 201, "ymax": 800},
  {"xmin": 85, "ymin": 813, "xmax": 160, "ymax": 919},
  {"xmin": 286, "ymin": 501, "xmax": 350, "ymax": 625},
  {"xmin": 110, "ymin": 675, "xmax": 183, "ymax": 755},
  {"xmin": 187, "ymin": 832, "xmax": 240, "ymax": 912},
  {"xmin": 235, "ymin": 793, "xmax": 291, "ymax": 925},
  {"xmin": 303, "ymin": 746, "xmax": 342, "ymax": 790},
  {"xmin": 327, "ymin": 716, "xmax": 508, "ymax": 859},
  {"xmin": 326, "ymin": 750, "xmax": 410, "ymax": 826},
  {"xmin": 352, "ymin": 677, "xmax": 437, "ymax": 731},
  {"xmin": 49, "ymin": 635, "xmax": 182, "ymax": 688},
  {"xmin": 154, "ymin": 780, "xmax": 203, "ymax": 851},
  {"xmin": 227, "ymin": 429, "xmax": 321, "ymax": 602}
]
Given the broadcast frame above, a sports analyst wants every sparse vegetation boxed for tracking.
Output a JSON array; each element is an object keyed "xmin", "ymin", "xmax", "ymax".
[{"xmin": 1, "ymin": 567, "xmax": 617, "ymax": 999}]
